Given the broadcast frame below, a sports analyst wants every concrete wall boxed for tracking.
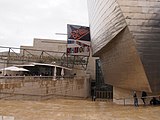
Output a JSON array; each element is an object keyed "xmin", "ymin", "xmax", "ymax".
[{"xmin": 0, "ymin": 76, "xmax": 90, "ymax": 100}]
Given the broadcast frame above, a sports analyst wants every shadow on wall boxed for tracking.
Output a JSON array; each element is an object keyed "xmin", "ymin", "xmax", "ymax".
[{"xmin": 136, "ymin": 10, "xmax": 160, "ymax": 93}]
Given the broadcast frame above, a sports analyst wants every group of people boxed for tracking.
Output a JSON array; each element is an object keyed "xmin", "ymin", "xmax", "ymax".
[
  {"xmin": 150, "ymin": 97, "xmax": 160, "ymax": 105},
  {"xmin": 133, "ymin": 91, "xmax": 160, "ymax": 106},
  {"xmin": 133, "ymin": 91, "xmax": 147, "ymax": 107}
]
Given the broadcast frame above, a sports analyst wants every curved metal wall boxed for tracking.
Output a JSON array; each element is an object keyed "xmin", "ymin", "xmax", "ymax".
[
  {"xmin": 87, "ymin": 0, "xmax": 126, "ymax": 56},
  {"xmin": 118, "ymin": 0, "xmax": 160, "ymax": 93},
  {"xmin": 88, "ymin": 0, "xmax": 160, "ymax": 93}
]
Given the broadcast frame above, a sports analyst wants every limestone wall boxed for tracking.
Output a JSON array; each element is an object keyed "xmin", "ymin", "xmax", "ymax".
[{"xmin": 0, "ymin": 76, "xmax": 90, "ymax": 100}]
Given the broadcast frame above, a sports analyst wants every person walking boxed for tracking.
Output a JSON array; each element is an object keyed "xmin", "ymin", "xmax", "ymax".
[
  {"xmin": 141, "ymin": 91, "xmax": 147, "ymax": 105},
  {"xmin": 133, "ymin": 91, "xmax": 138, "ymax": 107}
]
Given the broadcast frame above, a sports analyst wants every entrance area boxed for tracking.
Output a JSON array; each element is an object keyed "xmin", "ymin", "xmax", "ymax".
[
  {"xmin": 96, "ymin": 91, "xmax": 112, "ymax": 99},
  {"xmin": 91, "ymin": 59, "xmax": 113, "ymax": 100}
]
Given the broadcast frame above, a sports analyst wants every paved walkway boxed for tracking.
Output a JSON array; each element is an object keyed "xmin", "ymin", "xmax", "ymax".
[{"xmin": 0, "ymin": 99, "xmax": 160, "ymax": 120}]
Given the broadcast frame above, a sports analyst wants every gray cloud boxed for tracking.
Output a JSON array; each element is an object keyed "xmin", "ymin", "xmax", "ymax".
[{"xmin": 0, "ymin": 0, "xmax": 89, "ymax": 48}]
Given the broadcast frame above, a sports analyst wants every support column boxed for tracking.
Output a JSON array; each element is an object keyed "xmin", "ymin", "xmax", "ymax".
[
  {"xmin": 53, "ymin": 67, "xmax": 57, "ymax": 80},
  {"xmin": 61, "ymin": 68, "xmax": 64, "ymax": 80}
]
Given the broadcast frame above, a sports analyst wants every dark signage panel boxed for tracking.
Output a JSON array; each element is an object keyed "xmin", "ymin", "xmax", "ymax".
[{"xmin": 67, "ymin": 24, "xmax": 90, "ymax": 41}]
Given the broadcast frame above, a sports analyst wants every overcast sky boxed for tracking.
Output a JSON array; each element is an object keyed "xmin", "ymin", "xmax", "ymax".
[{"xmin": 0, "ymin": 0, "xmax": 89, "ymax": 48}]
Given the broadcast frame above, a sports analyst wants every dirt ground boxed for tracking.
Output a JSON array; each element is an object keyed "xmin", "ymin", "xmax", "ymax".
[{"xmin": 0, "ymin": 98, "xmax": 160, "ymax": 120}]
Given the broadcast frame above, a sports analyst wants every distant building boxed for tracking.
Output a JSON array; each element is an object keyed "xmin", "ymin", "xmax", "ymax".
[
  {"xmin": 0, "ymin": 38, "xmax": 97, "ymax": 81},
  {"xmin": 0, "ymin": 38, "xmax": 100, "ymax": 99},
  {"xmin": 20, "ymin": 38, "xmax": 67, "ymax": 57}
]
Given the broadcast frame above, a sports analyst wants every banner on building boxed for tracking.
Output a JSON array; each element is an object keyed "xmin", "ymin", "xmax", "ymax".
[{"xmin": 67, "ymin": 24, "xmax": 91, "ymax": 56}]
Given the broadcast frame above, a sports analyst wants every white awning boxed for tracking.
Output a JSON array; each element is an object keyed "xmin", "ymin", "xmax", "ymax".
[
  {"xmin": 32, "ymin": 63, "xmax": 72, "ymax": 70},
  {"xmin": 0, "ymin": 66, "xmax": 29, "ymax": 72},
  {"xmin": 15, "ymin": 64, "xmax": 35, "ymax": 67}
]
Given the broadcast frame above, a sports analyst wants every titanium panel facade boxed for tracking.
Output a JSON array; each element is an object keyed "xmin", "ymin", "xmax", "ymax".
[
  {"xmin": 88, "ymin": 0, "xmax": 127, "ymax": 55},
  {"xmin": 87, "ymin": 0, "xmax": 160, "ymax": 93}
]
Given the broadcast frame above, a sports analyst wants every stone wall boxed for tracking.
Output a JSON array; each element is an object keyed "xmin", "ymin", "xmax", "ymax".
[{"xmin": 0, "ymin": 76, "xmax": 90, "ymax": 100}]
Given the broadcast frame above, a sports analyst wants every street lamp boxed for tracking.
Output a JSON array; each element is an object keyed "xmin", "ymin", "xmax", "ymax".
[{"xmin": 55, "ymin": 33, "xmax": 68, "ymax": 35}]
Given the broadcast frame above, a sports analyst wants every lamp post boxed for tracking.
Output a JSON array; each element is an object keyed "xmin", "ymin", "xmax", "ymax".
[{"xmin": 55, "ymin": 33, "xmax": 67, "ymax": 35}]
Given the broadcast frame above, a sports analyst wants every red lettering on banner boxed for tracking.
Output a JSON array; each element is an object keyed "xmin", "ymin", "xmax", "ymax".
[{"xmin": 71, "ymin": 28, "xmax": 89, "ymax": 40}]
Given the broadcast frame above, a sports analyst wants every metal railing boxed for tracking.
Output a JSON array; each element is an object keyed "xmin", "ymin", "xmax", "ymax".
[{"xmin": 114, "ymin": 95, "xmax": 160, "ymax": 106}]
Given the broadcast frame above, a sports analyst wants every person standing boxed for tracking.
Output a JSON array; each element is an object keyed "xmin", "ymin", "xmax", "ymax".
[
  {"xmin": 93, "ymin": 95, "xmax": 96, "ymax": 101},
  {"xmin": 141, "ymin": 91, "xmax": 147, "ymax": 105},
  {"xmin": 133, "ymin": 91, "xmax": 138, "ymax": 107}
]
